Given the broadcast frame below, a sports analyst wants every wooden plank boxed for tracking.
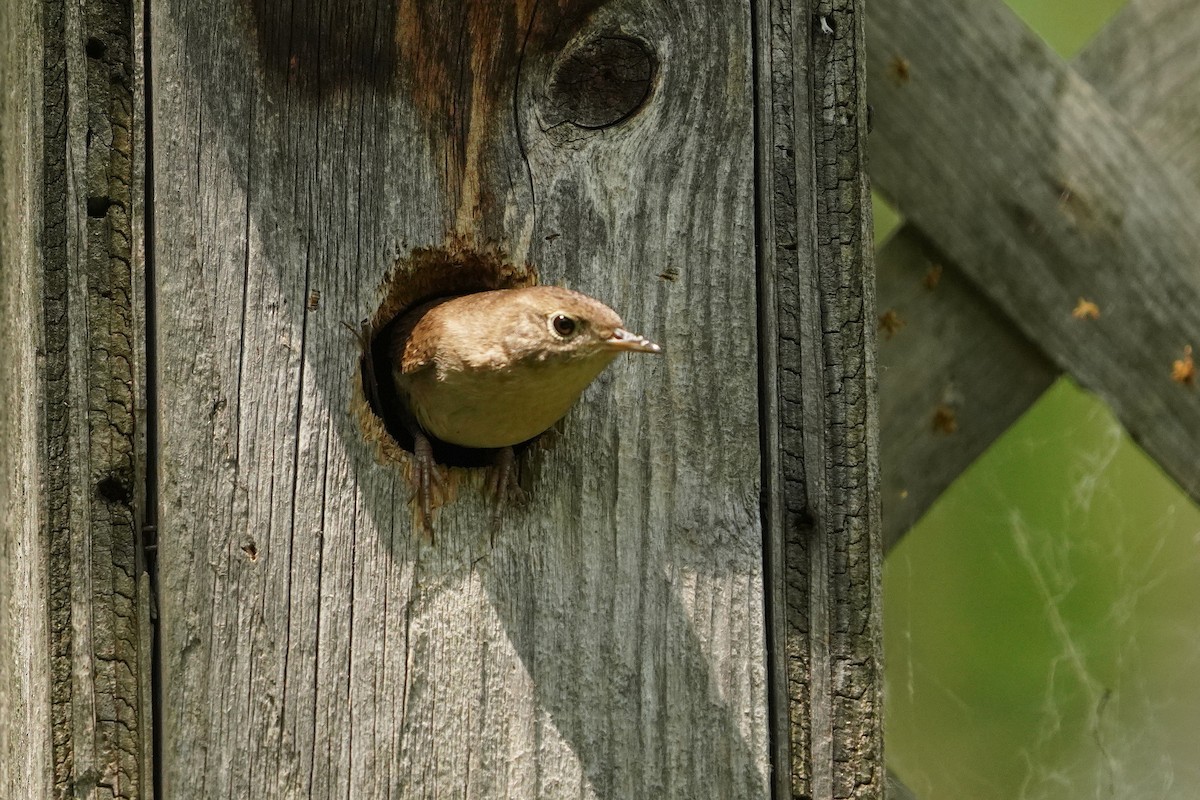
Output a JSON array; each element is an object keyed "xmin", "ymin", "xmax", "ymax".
[
  {"xmin": 867, "ymin": 0, "xmax": 1200, "ymax": 512},
  {"xmin": 0, "ymin": 0, "xmax": 53, "ymax": 794},
  {"xmin": 1, "ymin": 0, "xmax": 154, "ymax": 797},
  {"xmin": 871, "ymin": 2, "xmax": 1200, "ymax": 790},
  {"xmin": 875, "ymin": 230, "xmax": 1057, "ymax": 550},
  {"xmin": 756, "ymin": 0, "xmax": 883, "ymax": 796},
  {"xmin": 151, "ymin": 0, "xmax": 770, "ymax": 796},
  {"xmin": 74, "ymin": 1, "xmax": 153, "ymax": 794},
  {"xmin": 1078, "ymin": 0, "xmax": 1200, "ymax": 187}
]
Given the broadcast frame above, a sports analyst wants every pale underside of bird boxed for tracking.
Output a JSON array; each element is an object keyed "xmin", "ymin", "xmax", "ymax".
[{"xmin": 385, "ymin": 285, "xmax": 660, "ymax": 535}]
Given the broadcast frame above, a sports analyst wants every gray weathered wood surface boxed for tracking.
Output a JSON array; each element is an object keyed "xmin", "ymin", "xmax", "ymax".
[
  {"xmin": 4, "ymin": 0, "xmax": 882, "ymax": 794},
  {"xmin": 1, "ymin": 0, "xmax": 154, "ymax": 797},
  {"xmin": 757, "ymin": 0, "xmax": 882, "ymax": 797},
  {"xmin": 875, "ymin": 229, "xmax": 1056, "ymax": 550},
  {"xmin": 869, "ymin": 0, "xmax": 1200, "ymax": 546},
  {"xmin": 1, "ymin": 0, "xmax": 53, "ymax": 795},
  {"xmin": 151, "ymin": 0, "xmax": 782, "ymax": 796}
]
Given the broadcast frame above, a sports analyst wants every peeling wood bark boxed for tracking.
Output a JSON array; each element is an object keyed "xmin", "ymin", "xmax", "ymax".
[{"xmin": 757, "ymin": 0, "xmax": 882, "ymax": 797}]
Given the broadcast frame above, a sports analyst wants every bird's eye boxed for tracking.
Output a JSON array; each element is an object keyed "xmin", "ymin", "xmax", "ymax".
[{"xmin": 550, "ymin": 313, "xmax": 577, "ymax": 338}]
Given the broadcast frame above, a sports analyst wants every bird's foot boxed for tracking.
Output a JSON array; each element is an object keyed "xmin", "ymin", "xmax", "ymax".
[
  {"xmin": 486, "ymin": 446, "xmax": 526, "ymax": 537},
  {"xmin": 487, "ymin": 446, "xmax": 527, "ymax": 504},
  {"xmin": 410, "ymin": 431, "xmax": 446, "ymax": 540}
]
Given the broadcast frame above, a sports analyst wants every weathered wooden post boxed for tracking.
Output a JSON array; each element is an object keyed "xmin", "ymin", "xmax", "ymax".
[
  {"xmin": 3, "ymin": 0, "xmax": 153, "ymax": 796},
  {"xmin": 3, "ymin": 0, "xmax": 878, "ymax": 797}
]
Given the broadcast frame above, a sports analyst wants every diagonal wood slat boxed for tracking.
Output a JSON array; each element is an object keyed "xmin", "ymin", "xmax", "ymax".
[
  {"xmin": 877, "ymin": 0, "xmax": 1200, "ymax": 548},
  {"xmin": 875, "ymin": 229, "xmax": 1056, "ymax": 549},
  {"xmin": 1079, "ymin": 0, "xmax": 1200, "ymax": 188},
  {"xmin": 870, "ymin": 0, "xmax": 1200, "ymax": 546}
]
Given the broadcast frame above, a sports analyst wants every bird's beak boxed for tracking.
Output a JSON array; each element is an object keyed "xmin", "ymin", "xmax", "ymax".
[{"xmin": 604, "ymin": 328, "xmax": 662, "ymax": 354}]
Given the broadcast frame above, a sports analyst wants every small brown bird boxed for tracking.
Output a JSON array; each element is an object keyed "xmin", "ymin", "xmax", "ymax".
[{"xmin": 389, "ymin": 285, "xmax": 661, "ymax": 530}]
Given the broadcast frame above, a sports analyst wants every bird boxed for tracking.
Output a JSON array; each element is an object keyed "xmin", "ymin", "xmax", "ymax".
[{"xmin": 387, "ymin": 285, "xmax": 661, "ymax": 533}]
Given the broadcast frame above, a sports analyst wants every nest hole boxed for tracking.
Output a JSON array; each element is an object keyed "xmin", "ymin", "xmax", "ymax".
[{"xmin": 354, "ymin": 242, "xmax": 539, "ymax": 469}]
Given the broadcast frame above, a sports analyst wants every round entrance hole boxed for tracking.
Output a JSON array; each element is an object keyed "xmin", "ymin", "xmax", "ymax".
[{"xmin": 352, "ymin": 241, "xmax": 540, "ymax": 469}]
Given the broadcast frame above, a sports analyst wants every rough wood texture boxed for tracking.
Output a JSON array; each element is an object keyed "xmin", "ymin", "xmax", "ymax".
[
  {"xmin": 757, "ymin": 0, "xmax": 882, "ymax": 796},
  {"xmin": 1, "ymin": 0, "xmax": 153, "ymax": 797},
  {"xmin": 1, "ymin": 0, "xmax": 53, "ymax": 795},
  {"xmin": 152, "ymin": 0, "xmax": 774, "ymax": 796},
  {"xmin": 868, "ymin": 0, "xmax": 1200, "ymax": 516}
]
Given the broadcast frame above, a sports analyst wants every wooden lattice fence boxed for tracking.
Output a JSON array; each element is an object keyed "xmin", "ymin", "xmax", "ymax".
[{"xmin": 872, "ymin": 0, "xmax": 1200, "ymax": 549}]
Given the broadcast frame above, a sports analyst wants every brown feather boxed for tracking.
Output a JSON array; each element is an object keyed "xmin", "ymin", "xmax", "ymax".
[
  {"xmin": 386, "ymin": 286, "xmax": 651, "ymax": 448},
  {"xmin": 390, "ymin": 297, "xmax": 447, "ymax": 375}
]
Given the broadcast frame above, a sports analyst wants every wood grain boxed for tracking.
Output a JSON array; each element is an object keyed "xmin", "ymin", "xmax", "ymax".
[
  {"xmin": 756, "ymin": 0, "xmax": 883, "ymax": 796},
  {"xmin": 1, "ymin": 0, "xmax": 53, "ymax": 794},
  {"xmin": 151, "ymin": 0, "xmax": 769, "ymax": 796},
  {"xmin": 1078, "ymin": 0, "xmax": 1200, "ymax": 187},
  {"xmin": 868, "ymin": 0, "xmax": 1200, "ymax": 519}
]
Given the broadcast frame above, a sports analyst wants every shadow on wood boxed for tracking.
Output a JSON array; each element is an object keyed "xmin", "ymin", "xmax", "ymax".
[{"xmin": 151, "ymin": 0, "xmax": 773, "ymax": 796}]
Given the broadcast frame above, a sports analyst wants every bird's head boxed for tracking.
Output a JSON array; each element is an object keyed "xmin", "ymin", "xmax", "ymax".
[
  {"xmin": 500, "ymin": 286, "xmax": 661, "ymax": 365},
  {"xmin": 390, "ymin": 284, "xmax": 660, "ymax": 450}
]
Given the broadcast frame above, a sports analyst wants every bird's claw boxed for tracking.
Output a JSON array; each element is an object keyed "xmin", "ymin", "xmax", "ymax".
[
  {"xmin": 486, "ymin": 446, "xmax": 527, "ymax": 541},
  {"xmin": 409, "ymin": 438, "xmax": 525, "ymax": 542},
  {"xmin": 410, "ymin": 431, "xmax": 445, "ymax": 539},
  {"xmin": 488, "ymin": 446, "xmax": 526, "ymax": 506}
]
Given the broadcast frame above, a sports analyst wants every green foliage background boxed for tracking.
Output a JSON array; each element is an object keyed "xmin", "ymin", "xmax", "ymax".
[{"xmin": 880, "ymin": 2, "xmax": 1200, "ymax": 798}]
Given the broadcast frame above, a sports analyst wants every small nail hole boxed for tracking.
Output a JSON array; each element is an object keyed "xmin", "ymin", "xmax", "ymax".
[
  {"xmin": 96, "ymin": 475, "xmax": 131, "ymax": 504},
  {"xmin": 87, "ymin": 196, "xmax": 114, "ymax": 218}
]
